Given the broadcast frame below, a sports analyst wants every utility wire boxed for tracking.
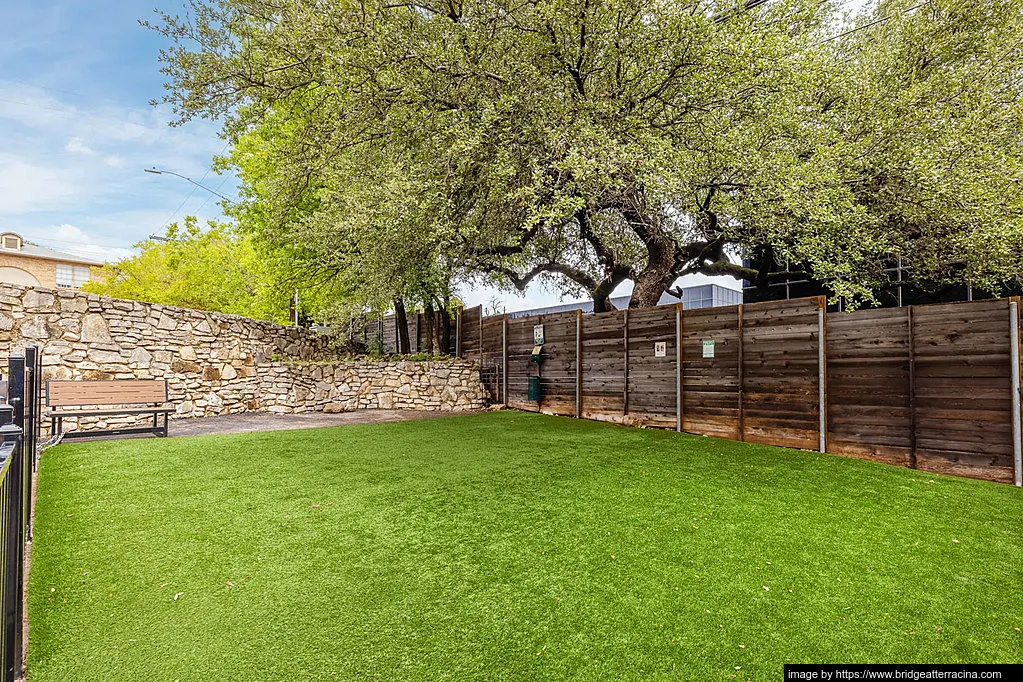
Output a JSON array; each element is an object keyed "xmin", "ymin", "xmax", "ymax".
[
  {"xmin": 192, "ymin": 172, "xmax": 236, "ymax": 216},
  {"xmin": 811, "ymin": 2, "xmax": 926, "ymax": 47},
  {"xmin": 0, "ymin": 76, "xmax": 135, "ymax": 107},
  {"xmin": 152, "ymin": 140, "xmax": 232, "ymax": 234}
]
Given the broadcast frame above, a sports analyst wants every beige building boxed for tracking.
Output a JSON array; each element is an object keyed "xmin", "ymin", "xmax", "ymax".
[{"xmin": 0, "ymin": 232, "xmax": 104, "ymax": 290}]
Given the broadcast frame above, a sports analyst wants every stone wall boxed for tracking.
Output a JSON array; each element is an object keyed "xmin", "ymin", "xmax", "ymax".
[
  {"xmin": 258, "ymin": 360, "xmax": 486, "ymax": 413},
  {"xmin": 0, "ymin": 284, "xmax": 332, "ymax": 419},
  {"xmin": 0, "ymin": 285, "xmax": 487, "ymax": 432}
]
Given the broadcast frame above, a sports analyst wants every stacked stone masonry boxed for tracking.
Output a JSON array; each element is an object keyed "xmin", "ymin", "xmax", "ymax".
[
  {"xmin": 0, "ymin": 285, "xmax": 486, "ymax": 433},
  {"xmin": 259, "ymin": 361, "xmax": 487, "ymax": 414}
]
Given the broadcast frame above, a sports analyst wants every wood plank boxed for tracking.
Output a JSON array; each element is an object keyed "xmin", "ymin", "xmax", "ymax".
[{"xmin": 48, "ymin": 379, "xmax": 168, "ymax": 406}]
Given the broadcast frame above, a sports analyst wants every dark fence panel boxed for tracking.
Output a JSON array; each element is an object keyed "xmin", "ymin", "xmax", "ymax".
[
  {"xmin": 741, "ymin": 298, "xmax": 822, "ymax": 451},
  {"xmin": 459, "ymin": 306, "xmax": 482, "ymax": 358},
  {"xmin": 480, "ymin": 316, "xmax": 504, "ymax": 403},
  {"xmin": 682, "ymin": 305, "xmax": 741, "ymax": 440},
  {"xmin": 827, "ymin": 307, "xmax": 913, "ymax": 467},
  {"xmin": 625, "ymin": 305, "xmax": 678, "ymax": 428},
  {"xmin": 912, "ymin": 299, "xmax": 1015, "ymax": 480},
  {"xmin": 381, "ymin": 316, "xmax": 397, "ymax": 353},
  {"xmin": 508, "ymin": 311, "xmax": 577, "ymax": 415},
  {"xmin": 581, "ymin": 310, "xmax": 626, "ymax": 421}
]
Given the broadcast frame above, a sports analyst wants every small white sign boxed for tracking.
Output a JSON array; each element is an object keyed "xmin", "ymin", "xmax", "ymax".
[
  {"xmin": 703, "ymin": 340, "xmax": 715, "ymax": 358},
  {"xmin": 654, "ymin": 341, "xmax": 667, "ymax": 357},
  {"xmin": 533, "ymin": 324, "xmax": 545, "ymax": 345}
]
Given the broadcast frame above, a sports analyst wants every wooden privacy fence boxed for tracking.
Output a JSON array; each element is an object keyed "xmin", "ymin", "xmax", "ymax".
[
  {"xmin": 352, "ymin": 308, "xmax": 464, "ymax": 355},
  {"xmin": 449, "ymin": 296, "xmax": 1021, "ymax": 486}
]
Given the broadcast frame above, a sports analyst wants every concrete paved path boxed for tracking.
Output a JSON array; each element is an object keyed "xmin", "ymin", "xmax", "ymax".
[{"xmin": 168, "ymin": 409, "xmax": 476, "ymax": 437}]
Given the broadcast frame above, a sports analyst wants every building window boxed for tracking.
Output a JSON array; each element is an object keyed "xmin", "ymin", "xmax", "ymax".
[
  {"xmin": 0, "ymin": 233, "xmax": 22, "ymax": 251},
  {"xmin": 55, "ymin": 265, "xmax": 90, "ymax": 289},
  {"xmin": 55, "ymin": 264, "xmax": 73, "ymax": 288}
]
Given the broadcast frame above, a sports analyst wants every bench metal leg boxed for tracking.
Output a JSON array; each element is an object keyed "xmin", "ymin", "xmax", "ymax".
[{"xmin": 45, "ymin": 410, "xmax": 173, "ymax": 440}]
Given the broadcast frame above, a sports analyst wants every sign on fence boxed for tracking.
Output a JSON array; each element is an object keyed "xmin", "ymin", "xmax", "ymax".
[
  {"xmin": 654, "ymin": 342, "xmax": 666, "ymax": 357},
  {"xmin": 533, "ymin": 324, "xmax": 545, "ymax": 345},
  {"xmin": 702, "ymin": 340, "xmax": 715, "ymax": 358}
]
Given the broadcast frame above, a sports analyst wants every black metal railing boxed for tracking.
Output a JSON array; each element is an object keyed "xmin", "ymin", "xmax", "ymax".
[
  {"xmin": 0, "ymin": 345, "xmax": 42, "ymax": 682},
  {"xmin": 0, "ymin": 408, "xmax": 25, "ymax": 682}
]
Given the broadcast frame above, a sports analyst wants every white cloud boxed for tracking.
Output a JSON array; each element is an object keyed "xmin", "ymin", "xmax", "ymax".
[
  {"xmin": 26, "ymin": 223, "xmax": 135, "ymax": 263},
  {"xmin": 65, "ymin": 137, "xmax": 95, "ymax": 155},
  {"xmin": 0, "ymin": 154, "xmax": 86, "ymax": 214},
  {"xmin": 0, "ymin": 85, "xmax": 175, "ymax": 149},
  {"xmin": 0, "ymin": 82, "xmax": 233, "ymax": 248}
]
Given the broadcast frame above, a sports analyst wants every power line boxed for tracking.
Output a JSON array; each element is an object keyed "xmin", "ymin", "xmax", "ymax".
[
  {"xmin": 0, "ymin": 97, "xmax": 76, "ymax": 114},
  {"xmin": 0, "ymin": 76, "xmax": 144, "ymax": 109},
  {"xmin": 811, "ymin": 2, "xmax": 926, "ymax": 47},
  {"xmin": 192, "ymin": 172, "xmax": 236, "ymax": 216},
  {"xmin": 28, "ymin": 237, "xmax": 124, "ymax": 249},
  {"xmin": 713, "ymin": 0, "xmax": 773, "ymax": 24},
  {"xmin": 151, "ymin": 140, "xmax": 232, "ymax": 234},
  {"xmin": 24, "ymin": 235, "xmax": 135, "ymax": 251}
]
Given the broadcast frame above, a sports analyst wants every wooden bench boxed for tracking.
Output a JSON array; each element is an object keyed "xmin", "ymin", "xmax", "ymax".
[{"xmin": 46, "ymin": 379, "xmax": 173, "ymax": 440}]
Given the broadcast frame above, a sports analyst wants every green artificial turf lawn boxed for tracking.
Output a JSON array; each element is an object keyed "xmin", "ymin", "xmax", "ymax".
[{"xmin": 27, "ymin": 411, "xmax": 1023, "ymax": 681}]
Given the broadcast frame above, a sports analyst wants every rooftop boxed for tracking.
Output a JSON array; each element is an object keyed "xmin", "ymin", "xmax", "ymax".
[
  {"xmin": 0, "ymin": 232, "xmax": 105, "ymax": 266},
  {"xmin": 506, "ymin": 284, "xmax": 742, "ymax": 318}
]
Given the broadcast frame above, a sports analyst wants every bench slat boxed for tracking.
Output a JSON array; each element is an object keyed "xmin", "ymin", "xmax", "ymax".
[
  {"xmin": 47, "ymin": 408, "xmax": 174, "ymax": 417},
  {"xmin": 47, "ymin": 380, "xmax": 169, "ymax": 407}
]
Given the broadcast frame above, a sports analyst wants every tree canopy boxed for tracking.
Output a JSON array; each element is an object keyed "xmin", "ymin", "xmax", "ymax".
[
  {"xmin": 148, "ymin": 0, "xmax": 1023, "ymax": 310},
  {"xmin": 83, "ymin": 218, "xmax": 304, "ymax": 320}
]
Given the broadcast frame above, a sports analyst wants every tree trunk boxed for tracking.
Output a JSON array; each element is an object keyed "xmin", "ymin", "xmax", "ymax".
[
  {"xmin": 439, "ymin": 308, "xmax": 452, "ymax": 355},
  {"xmin": 629, "ymin": 239, "xmax": 676, "ymax": 308},
  {"xmin": 394, "ymin": 298, "xmax": 410, "ymax": 354},
  {"xmin": 618, "ymin": 191, "xmax": 678, "ymax": 309},
  {"xmin": 591, "ymin": 266, "xmax": 632, "ymax": 313},
  {"xmin": 424, "ymin": 300, "xmax": 436, "ymax": 354}
]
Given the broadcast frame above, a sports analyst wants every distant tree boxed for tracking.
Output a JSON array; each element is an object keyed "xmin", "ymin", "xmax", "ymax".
[
  {"xmin": 83, "ymin": 218, "xmax": 288, "ymax": 319},
  {"xmin": 484, "ymin": 297, "xmax": 506, "ymax": 317},
  {"xmin": 228, "ymin": 119, "xmax": 461, "ymax": 349}
]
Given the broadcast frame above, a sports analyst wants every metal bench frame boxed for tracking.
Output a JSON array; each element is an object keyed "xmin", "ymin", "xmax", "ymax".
[{"xmin": 46, "ymin": 380, "xmax": 173, "ymax": 440}]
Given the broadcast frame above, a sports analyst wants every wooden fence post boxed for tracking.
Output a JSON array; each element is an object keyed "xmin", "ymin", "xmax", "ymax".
[
  {"xmin": 818, "ymin": 302, "xmax": 827, "ymax": 453},
  {"xmin": 907, "ymin": 306, "xmax": 917, "ymax": 469},
  {"xmin": 737, "ymin": 304, "xmax": 745, "ymax": 441},
  {"xmin": 502, "ymin": 315, "xmax": 508, "ymax": 407},
  {"xmin": 623, "ymin": 309, "xmax": 629, "ymax": 417},
  {"xmin": 676, "ymin": 303, "xmax": 682, "ymax": 433},
  {"xmin": 455, "ymin": 309, "xmax": 462, "ymax": 357},
  {"xmin": 576, "ymin": 310, "xmax": 582, "ymax": 418},
  {"xmin": 1010, "ymin": 299, "xmax": 1021, "ymax": 487}
]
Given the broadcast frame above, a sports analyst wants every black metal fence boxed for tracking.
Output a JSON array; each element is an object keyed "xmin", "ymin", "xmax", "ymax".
[{"xmin": 0, "ymin": 346, "xmax": 41, "ymax": 682}]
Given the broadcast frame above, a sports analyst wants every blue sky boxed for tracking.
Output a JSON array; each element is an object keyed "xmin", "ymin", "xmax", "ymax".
[
  {"xmin": 0, "ymin": 0, "xmax": 740, "ymax": 313},
  {"xmin": 0, "ymin": 1, "xmax": 234, "ymax": 263}
]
